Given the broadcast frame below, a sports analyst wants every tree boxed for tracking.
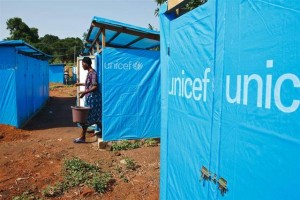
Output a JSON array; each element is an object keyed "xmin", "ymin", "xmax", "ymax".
[
  {"xmin": 154, "ymin": 0, "xmax": 207, "ymax": 16},
  {"xmin": 35, "ymin": 34, "xmax": 60, "ymax": 55},
  {"xmin": 5, "ymin": 17, "xmax": 84, "ymax": 65},
  {"xmin": 6, "ymin": 17, "xmax": 39, "ymax": 44}
]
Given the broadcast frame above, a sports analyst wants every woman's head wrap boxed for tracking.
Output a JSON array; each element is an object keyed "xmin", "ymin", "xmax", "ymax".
[{"xmin": 82, "ymin": 57, "xmax": 92, "ymax": 66}]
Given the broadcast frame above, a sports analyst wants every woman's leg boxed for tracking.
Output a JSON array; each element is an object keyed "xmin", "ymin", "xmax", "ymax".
[{"xmin": 80, "ymin": 124, "xmax": 88, "ymax": 140}]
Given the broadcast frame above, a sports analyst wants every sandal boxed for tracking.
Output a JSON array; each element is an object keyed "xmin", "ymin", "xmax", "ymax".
[{"xmin": 73, "ymin": 138, "xmax": 85, "ymax": 143}]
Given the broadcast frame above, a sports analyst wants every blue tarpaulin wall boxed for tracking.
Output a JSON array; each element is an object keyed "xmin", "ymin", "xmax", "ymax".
[
  {"xmin": 99, "ymin": 47, "xmax": 160, "ymax": 141},
  {"xmin": 160, "ymin": 1, "xmax": 300, "ymax": 200},
  {"xmin": 49, "ymin": 64, "xmax": 65, "ymax": 83},
  {"xmin": 0, "ymin": 41, "xmax": 49, "ymax": 128}
]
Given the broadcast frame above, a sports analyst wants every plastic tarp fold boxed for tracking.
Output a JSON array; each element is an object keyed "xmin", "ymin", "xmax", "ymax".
[
  {"xmin": 101, "ymin": 47, "xmax": 160, "ymax": 141},
  {"xmin": 160, "ymin": 1, "xmax": 300, "ymax": 199}
]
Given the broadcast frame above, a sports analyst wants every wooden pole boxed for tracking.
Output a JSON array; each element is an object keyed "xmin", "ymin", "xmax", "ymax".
[{"xmin": 101, "ymin": 27, "xmax": 106, "ymax": 48}]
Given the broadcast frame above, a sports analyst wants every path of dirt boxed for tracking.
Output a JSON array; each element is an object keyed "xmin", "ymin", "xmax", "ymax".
[{"xmin": 0, "ymin": 84, "xmax": 160, "ymax": 200}]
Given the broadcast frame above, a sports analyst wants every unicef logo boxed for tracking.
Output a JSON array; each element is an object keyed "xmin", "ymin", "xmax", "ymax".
[{"xmin": 133, "ymin": 62, "xmax": 143, "ymax": 71}]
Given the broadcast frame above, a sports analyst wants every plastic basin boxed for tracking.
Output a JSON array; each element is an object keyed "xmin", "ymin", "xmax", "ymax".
[{"xmin": 71, "ymin": 106, "xmax": 91, "ymax": 123}]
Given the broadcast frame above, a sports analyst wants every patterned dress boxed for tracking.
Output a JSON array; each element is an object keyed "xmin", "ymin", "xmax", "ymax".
[{"xmin": 84, "ymin": 69, "xmax": 102, "ymax": 126}]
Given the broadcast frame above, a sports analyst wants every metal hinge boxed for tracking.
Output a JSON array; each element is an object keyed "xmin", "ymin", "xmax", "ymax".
[{"xmin": 200, "ymin": 165, "xmax": 228, "ymax": 196}]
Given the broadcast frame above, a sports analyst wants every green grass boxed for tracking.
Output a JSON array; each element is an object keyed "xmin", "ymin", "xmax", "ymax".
[
  {"xmin": 111, "ymin": 140, "xmax": 141, "ymax": 151},
  {"xmin": 124, "ymin": 157, "xmax": 138, "ymax": 170},
  {"xmin": 144, "ymin": 138, "xmax": 159, "ymax": 147},
  {"xmin": 42, "ymin": 157, "xmax": 112, "ymax": 197},
  {"xmin": 13, "ymin": 191, "xmax": 40, "ymax": 200}
]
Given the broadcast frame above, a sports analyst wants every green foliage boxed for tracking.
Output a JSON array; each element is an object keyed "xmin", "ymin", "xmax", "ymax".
[
  {"xmin": 42, "ymin": 157, "xmax": 112, "ymax": 197},
  {"xmin": 124, "ymin": 157, "xmax": 138, "ymax": 170},
  {"xmin": 114, "ymin": 165, "xmax": 129, "ymax": 183},
  {"xmin": 144, "ymin": 138, "xmax": 159, "ymax": 147},
  {"xmin": 12, "ymin": 191, "xmax": 40, "ymax": 200},
  {"xmin": 6, "ymin": 17, "xmax": 39, "ymax": 43},
  {"xmin": 111, "ymin": 140, "xmax": 141, "ymax": 151},
  {"xmin": 154, "ymin": 0, "xmax": 207, "ymax": 16},
  {"xmin": 5, "ymin": 17, "xmax": 84, "ymax": 65},
  {"xmin": 63, "ymin": 157, "xmax": 101, "ymax": 187},
  {"xmin": 88, "ymin": 173, "xmax": 111, "ymax": 193},
  {"xmin": 42, "ymin": 183, "xmax": 65, "ymax": 197}
]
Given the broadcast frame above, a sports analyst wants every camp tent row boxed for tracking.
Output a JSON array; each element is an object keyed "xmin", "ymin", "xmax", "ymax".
[
  {"xmin": 0, "ymin": 40, "xmax": 51, "ymax": 128},
  {"xmin": 0, "ymin": 1, "xmax": 299, "ymax": 199},
  {"xmin": 77, "ymin": 16, "xmax": 161, "ymax": 141}
]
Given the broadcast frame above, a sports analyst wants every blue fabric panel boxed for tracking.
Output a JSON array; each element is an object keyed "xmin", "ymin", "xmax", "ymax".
[
  {"xmin": 92, "ymin": 16, "xmax": 159, "ymax": 35},
  {"xmin": 160, "ymin": 0, "xmax": 300, "ymax": 199},
  {"xmin": 217, "ymin": 1, "xmax": 300, "ymax": 199},
  {"xmin": 110, "ymin": 33, "xmax": 139, "ymax": 46},
  {"xmin": 0, "ymin": 69, "xmax": 18, "ymax": 126},
  {"xmin": 0, "ymin": 45, "xmax": 49, "ymax": 128},
  {"xmin": 130, "ymin": 38, "xmax": 160, "ymax": 49},
  {"xmin": 0, "ymin": 47, "xmax": 16, "ymax": 69},
  {"xmin": 162, "ymin": 2, "xmax": 216, "ymax": 199},
  {"xmin": 49, "ymin": 65, "xmax": 64, "ymax": 83},
  {"xmin": 0, "ymin": 40, "xmax": 51, "ymax": 59},
  {"xmin": 15, "ymin": 54, "xmax": 29, "ymax": 126},
  {"xmin": 102, "ymin": 47, "xmax": 160, "ymax": 141},
  {"xmin": 95, "ymin": 52, "xmax": 102, "ymax": 86},
  {"xmin": 15, "ymin": 55, "xmax": 49, "ymax": 127},
  {"xmin": 99, "ymin": 29, "xmax": 118, "ymax": 44},
  {"xmin": 88, "ymin": 27, "xmax": 100, "ymax": 43},
  {"xmin": 159, "ymin": 3, "xmax": 174, "ymax": 200}
]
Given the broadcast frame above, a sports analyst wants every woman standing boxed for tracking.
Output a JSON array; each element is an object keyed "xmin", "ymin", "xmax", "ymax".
[{"xmin": 74, "ymin": 57, "xmax": 102, "ymax": 143}]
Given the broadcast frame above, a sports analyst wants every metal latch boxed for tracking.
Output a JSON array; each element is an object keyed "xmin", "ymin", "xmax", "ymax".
[
  {"xmin": 218, "ymin": 177, "xmax": 228, "ymax": 196},
  {"xmin": 200, "ymin": 166, "xmax": 228, "ymax": 196},
  {"xmin": 200, "ymin": 166, "xmax": 211, "ymax": 181}
]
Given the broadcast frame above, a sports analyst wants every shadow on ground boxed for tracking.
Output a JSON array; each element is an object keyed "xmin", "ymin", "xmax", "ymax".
[{"xmin": 24, "ymin": 96, "xmax": 77, "ymax": 130}]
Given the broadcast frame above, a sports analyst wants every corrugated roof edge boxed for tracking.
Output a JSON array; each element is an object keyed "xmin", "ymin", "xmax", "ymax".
[
  {"xmin": 0, "ymin": 40, "xmax": 52, "ymax": 60},
  {"xmin": 92, "ymin": 16, "xmax": 159, "ymax": 35}
]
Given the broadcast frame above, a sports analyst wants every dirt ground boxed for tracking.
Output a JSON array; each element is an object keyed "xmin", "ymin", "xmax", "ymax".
[{"xmin": 0, "ymin": 84, "xmax": 160, "ymax": 200}]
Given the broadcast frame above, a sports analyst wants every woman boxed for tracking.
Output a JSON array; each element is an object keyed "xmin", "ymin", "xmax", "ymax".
[{"xmin": 74, "ymin": 57, "xmax": 102, "ymax": 143}]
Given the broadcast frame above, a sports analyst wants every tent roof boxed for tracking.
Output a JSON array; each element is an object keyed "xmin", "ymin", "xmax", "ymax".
[
  {"xmin": 84, "ymin": 16, "xmax": 160, "ymax": 54},
  {"xmin": 0, "ymin": 40, "xmax": 52, "ymax": 60}
]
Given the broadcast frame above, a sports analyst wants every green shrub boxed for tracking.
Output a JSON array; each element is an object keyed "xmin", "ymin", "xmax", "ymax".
[
  {"xmin": 124, "ymin": 157, "xmax": 138, "ymax": 170},
  {"xmin": 144, "ymin": 138, "xmax": 159, "ymax": 147},
  {"xmin": 111, "ymin": 140, "xmax": 141, "ymax": 151},
  {"xmin": 42, "ymin": 157, "xmax": 112, "ymax": 197},
  {"xmin": 13, "ymin": 191, "xmax": 39, "ymax": 200}
]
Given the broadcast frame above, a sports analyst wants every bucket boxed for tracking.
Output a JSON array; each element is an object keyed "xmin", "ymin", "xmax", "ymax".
[{"xmin": 71, "ymin": 106, "xmax": 91, "ymax": 123}]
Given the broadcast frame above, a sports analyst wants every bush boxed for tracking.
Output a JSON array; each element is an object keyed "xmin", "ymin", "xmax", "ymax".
[
  {"xmin": 42, "ymin": 157, "xmax": 112, "ymax": 197},
  {"xmin": 111, "ymin": 140, "xmax": 141, "ymax": 151}
]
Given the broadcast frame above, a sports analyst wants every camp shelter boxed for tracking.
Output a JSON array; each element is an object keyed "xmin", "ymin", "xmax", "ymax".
[
  {"xmin": 79, "ymin": 16, "xmax": 160, "ymax": 141},
  {"xmin": 49, "ymin": 63, "xmax": 65, "ymax": 83},
  {"xmin": 0, "ymin": 40, "xmax": 51, "ymax": 128},
  {"xmin": 160, "ymin": 1, "xmax": 300, "ymax": 200}
]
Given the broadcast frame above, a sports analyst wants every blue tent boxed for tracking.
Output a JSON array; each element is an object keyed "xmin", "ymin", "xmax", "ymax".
[
  {"xmin": 83, "ymin": 17, "xmax": 161, "ymax": 141},
  {"xmin": 160, "ymin": 1, "xmax": 300, "ymax": 200},
  {"xmin": 49, "ymin": 64, "xmax": 65, "ymax": 83},
  {"xmin": 0, "ymin": 40, "xmax": 51, "ymax": 128}
]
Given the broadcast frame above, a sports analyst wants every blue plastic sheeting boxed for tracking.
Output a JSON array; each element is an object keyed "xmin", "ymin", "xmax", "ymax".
[
  {"xmin": 0, "ymin": 42, "xmax": 49, "ymax": 127},
  {"xmin": 83, "ymin": 16, "xmax": 160, "ymax": 54},
  {"xmin": 100, "ymin": 47, "xmax": 160, "ymax": 141},
  {"xmin": 160, "ymin": 1, "xmax": 300, "ymax": 200},
  {"xmin": 49, "ymin": 64, "xmax": 65, "ymax": 83},
  {"xmin": 72, "ymin": 66, "xmax": 77, "ymax": 82},
  {"xmin": 0, "ymin": 40, "xmax": 51, "ymax": 60}
]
